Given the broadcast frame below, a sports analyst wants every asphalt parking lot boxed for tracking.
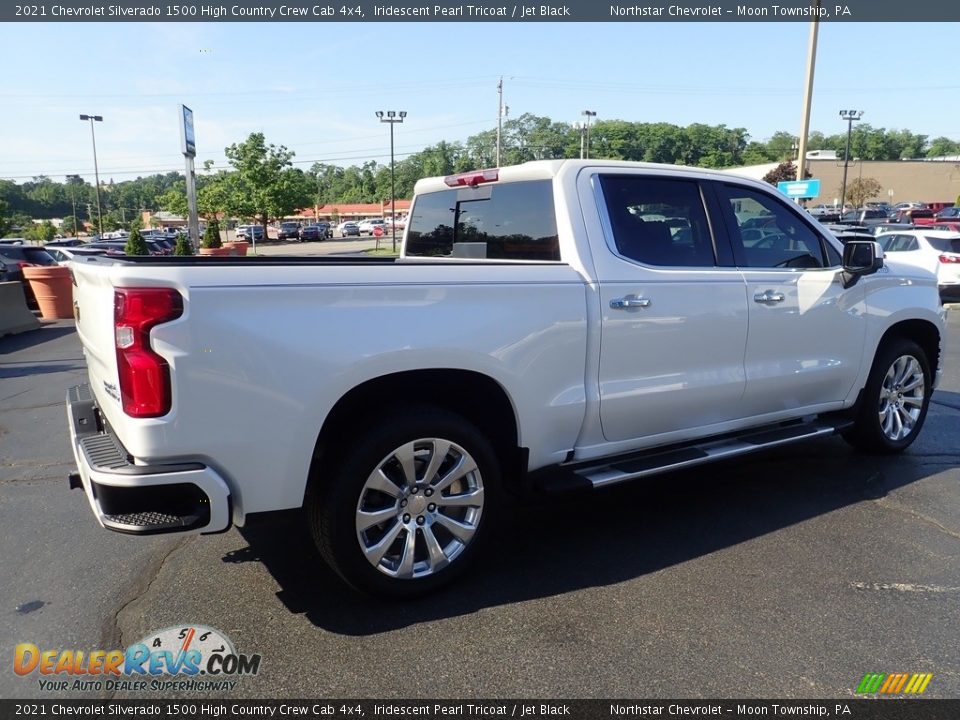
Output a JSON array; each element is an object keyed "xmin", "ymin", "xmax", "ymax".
[{"xmin": 1, "ymin": 307, "xmax": 958, "ymax": 701}]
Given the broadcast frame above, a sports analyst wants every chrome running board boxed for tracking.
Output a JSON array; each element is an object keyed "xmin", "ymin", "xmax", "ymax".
[{"xmin": 570, "ymin": 418, "xmax": 851, "ymax": 489}]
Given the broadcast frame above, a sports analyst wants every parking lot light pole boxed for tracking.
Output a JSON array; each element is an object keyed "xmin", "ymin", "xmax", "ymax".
[
  {"xmin": 376, "ymin": 110, "xmax": 406, "ymax": 253},
  {"xmin": 66, "ymin": 174, "xmax": 81, "ymax": 237},
  {"xmin": 839, "ymin": 109, "xmax": 863, "ymax": 212},
  {"xmin": 581, "ymin": 110, "xmax": 597, "ymax": 159},
  {"xmin": 79, "ymin": 114, "xmax": 104, "ymax": 236}
]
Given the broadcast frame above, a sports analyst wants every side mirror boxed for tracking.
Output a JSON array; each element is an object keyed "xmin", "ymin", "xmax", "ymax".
[{"xmin": 841, "ymin": 240, "xmax": 884, "ymax": 288}]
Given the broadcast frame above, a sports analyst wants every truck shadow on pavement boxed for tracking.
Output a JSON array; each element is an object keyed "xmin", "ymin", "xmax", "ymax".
[
  {"xmin": 0, "ymin": 323, "xmax": 77, "ymax": 355},
  {"xmin": 233, "ymin": 429, "xmax": 960, "ymax": 636}
]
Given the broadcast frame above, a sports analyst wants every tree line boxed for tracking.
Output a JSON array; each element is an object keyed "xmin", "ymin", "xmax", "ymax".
[{"xmin": 2, "ymin": 116, "xmax": 958, "ymax": 235}]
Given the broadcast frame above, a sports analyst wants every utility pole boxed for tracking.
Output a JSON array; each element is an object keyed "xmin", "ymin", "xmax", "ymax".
[
  {"xmin": 795, "ymin": 2, "xmax": 821, "ymax": 195},
  {"xmin": 496, "ymin": 77, "xmax": 503, "ymax": 167}
]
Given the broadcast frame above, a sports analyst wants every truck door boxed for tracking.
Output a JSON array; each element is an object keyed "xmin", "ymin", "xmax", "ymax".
[
  {"xmin": 710, "ymin": 181, "xmax": 866, "ymax": 418},
  {"xmin": 591, "ymin": 172, "xmax": 749, "ymax": 442}
]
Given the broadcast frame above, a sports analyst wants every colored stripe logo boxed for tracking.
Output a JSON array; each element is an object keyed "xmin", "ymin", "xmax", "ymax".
[{"xmin": 856, "ymin": 673, "xmax": 932, "ymax": 695}]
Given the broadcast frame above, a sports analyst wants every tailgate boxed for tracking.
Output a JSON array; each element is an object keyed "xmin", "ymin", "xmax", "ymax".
[{"xmin": 71, "ymin": 261, "xmax": 122, "ymax": 412}]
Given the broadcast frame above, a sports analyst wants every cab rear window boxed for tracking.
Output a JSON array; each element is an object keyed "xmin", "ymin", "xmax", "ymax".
[{"xmin": 405, "ymin": 180, "xmax": 560, "ymax": 261}]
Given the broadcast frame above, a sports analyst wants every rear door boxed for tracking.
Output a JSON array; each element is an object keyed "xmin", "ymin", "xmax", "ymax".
[{"xmin": 591, "ymin": 171, "xmax": 749, "ymax": 442}]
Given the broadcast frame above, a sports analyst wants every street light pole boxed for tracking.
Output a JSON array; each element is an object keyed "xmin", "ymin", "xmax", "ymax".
[
  {"xmin": 66, "ymin": 174, "xmax": 80, "ymax": 237},
  {"xmin": 839, "ymin": 109, "xmax": 863, "ymax": 212},
  {"xmin": 79, "ymin": 114, "xmax": 104, "ymax": 236},
  {"xmin": 581, "ymin": 110, "xmax": 597, "ymax": 159},
  {"xmin": 376, "ymin": 110, "xmax": 406, "ymax": 253}
]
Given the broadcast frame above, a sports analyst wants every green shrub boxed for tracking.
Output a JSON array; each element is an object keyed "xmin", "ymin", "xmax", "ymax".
[
  {"xmin": 124, "ymin": 228, "xmax": 148, "ymax": 256},
  {"xmin": 174, "ymin": 233, "xmax": 194, "ymax": 256},
  {"xmin": 201, "ymin": 219, "xmax": 222, "ymax": 249}
]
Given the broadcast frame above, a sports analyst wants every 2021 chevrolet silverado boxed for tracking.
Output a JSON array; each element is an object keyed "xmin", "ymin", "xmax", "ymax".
[{"xmin": 66, "ymin": 160, "xmax": 947, "ymax": 596}]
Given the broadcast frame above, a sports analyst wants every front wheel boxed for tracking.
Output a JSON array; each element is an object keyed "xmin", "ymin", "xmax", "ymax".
[
  {"xmin": 309, "ymin": 406, "xmax": 499, "ymax": 597},
  {"xmin": 842, "ymin": 338, "xmax": 932, "ymax": 454}
]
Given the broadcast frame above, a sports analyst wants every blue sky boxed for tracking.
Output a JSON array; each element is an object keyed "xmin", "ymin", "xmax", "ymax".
[{"xmin": 1, "ymin": 21, "xmax": 958, "ymax": 183}]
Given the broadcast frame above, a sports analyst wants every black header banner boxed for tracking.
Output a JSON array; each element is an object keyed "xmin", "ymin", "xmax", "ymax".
[
  {"xmin": 3, "ymin": 0, "xmax": 959, "ymax": 22},
  {"xmin": 2, "ymin": 700, "xmax": 960, "ymax": 720}
]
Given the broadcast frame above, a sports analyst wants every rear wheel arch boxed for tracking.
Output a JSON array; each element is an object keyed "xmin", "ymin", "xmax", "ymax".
[{"xmin": 306, "ymin": 369, "xmax": 523, "ymax": 497}]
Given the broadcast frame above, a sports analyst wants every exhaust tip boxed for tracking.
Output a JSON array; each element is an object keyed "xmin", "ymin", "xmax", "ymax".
[{"xmin": 68, "ymin": 473, "xmax": 82, "ymax": 490}]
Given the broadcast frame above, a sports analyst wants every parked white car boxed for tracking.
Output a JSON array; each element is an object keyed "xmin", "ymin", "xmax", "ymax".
[
  {"xmin": 876, "ymin": 229, "xmax": 960, "ymax": 302},
  {"xmin": 357, "ymin": 218, "xmax": 386, "ymax": 235}
]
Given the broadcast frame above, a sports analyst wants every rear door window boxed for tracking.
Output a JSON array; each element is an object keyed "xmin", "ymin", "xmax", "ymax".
[
  {"xmin": 597, "ymin": 175, "xmax": 717, "ymax": 267},
  {"xmin": 405, "ymin": 180, "xmax": 560, "ymax": 260}
]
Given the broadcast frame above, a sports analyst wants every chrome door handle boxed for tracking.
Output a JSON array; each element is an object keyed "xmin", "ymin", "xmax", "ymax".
[
  {"xmin": 753, "ymin": 290, "xmax": 785, "ymax": 304},
  {"xmin": 610, "ymin": 296, "xmax": 651, "ymax": 310}
]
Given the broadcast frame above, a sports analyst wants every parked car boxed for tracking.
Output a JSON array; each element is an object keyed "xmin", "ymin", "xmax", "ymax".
[
  {"xmin": 934, "ymin": 206, "xmax": 960, "ymax": 222},
  {"xmin": 84, "ymin": 240, "xmax": 168, "ymax": 257},
  {"xmin": 236, "ymin": 225, "xmax": 265, "ymax": 241},
  {"xmin": 894, "ymin": 202, "xmax": 928, "ymax": 211},
  {"xmin": 877, "ymin": 229, "xmax": 960, "ymax": 302},
  {"xmin": 0, "ymin": 255, "xmax": 38, "ymax": 309},
  {"xmin": 298, "ymin": 223, "xmax": 333, "ymax": 242},
  {"xmin": 932, "ymin": 222, "xmax": 960, "ymax": 233},
  {"xmin": 338, "ymin": 221, "xmax": 360, "ymax": 237},
  {"xmin": 837, "ymin": 208, "xmax": 890, "ymax": 227},
  {"xmin": 888, "ymin": 208, "xmax": 936, "ymax": 226},
  {"xmin": 44, "ymin": 238, "xmax": 88, "ymax": 248},
  {"xmin": 0, "ymin": 245, "xmax": 58, "ymax": 267},
  {"xmin": 0, "ymin": 238, "xmax": 27, "ymax": 245},
  {"xmin": 358, "ymin": 218, "xmax": 387, "ymax": 236},
  {"xmin": 44, "ymin": 246, "xmax": 107, "ymax": 264},
  {"xmin": 277, "ymin": 222, "xmax": 302, "ymax": 240}
]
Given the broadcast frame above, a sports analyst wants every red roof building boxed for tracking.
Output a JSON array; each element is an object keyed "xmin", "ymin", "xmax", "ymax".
[{"xmin": 295, "ymin": 200, "xmax": 411, "ymax": 222}]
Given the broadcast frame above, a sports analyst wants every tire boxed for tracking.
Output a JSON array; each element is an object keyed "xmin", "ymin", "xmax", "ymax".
[
  {"xmin": 309, "ymin": 406, "xmax": 500, "ymax": 597},
  {"xmin": 842, "ymin": 338, "xmax": 932, "ymax": 454}
]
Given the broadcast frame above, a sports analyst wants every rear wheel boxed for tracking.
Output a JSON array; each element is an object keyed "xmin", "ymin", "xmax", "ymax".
[
  {"xmin": 310, "ymin": 406, "xmax": 499, "ymax": 597},
  {"xmin": 843, "ymin": 338, "xmax": 932, "ymax": 454}
]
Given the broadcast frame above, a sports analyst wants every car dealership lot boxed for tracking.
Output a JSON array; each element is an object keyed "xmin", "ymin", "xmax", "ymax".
[{"xmin": 2, "ymin": 308, "xmax": 958, "ymax": 700}]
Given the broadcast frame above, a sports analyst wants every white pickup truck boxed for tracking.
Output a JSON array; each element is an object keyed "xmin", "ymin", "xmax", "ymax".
[{"xmin": 66, "ymin": 160, "xmax": 947, "ymax": 596}]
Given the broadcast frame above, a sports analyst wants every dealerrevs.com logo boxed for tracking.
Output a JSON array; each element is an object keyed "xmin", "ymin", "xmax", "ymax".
[{"xmin": 14, "ymin": 625, "xmax": 261, "ymax": 693}]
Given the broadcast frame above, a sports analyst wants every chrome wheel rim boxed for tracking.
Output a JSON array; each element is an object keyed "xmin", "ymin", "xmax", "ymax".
[
  {"xmin": 355, "ymin": 438, "xmax": 485, "ymax": 579},
  {"xmin": 877, "ymin": 354, "xmax": 925, "ymax": 442}
]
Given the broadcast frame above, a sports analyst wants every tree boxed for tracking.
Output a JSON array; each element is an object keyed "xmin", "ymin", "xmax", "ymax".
[
  {"xmin": 842, "ymin": 177, "xmax": 883, "ymax": 208},
  {"xmin": 157, "ymin": 188, "xmax": 189, "ymax": 218},
  {"xmin": 762, "ymin": 161, "xmax": 812, "ymax": 186},
  {"xmin": 201, "ymin": 218, "xmax": 222, "ymax": 249},
  {"xmin": 224, "ymin": 133, "xmax": 312, "ymax": 238},
  {"xmin": 124, "ymin": 228, "xmax": 148, "ymax": 256},
  {"xmin": 174, "ymin": 233, "xmax": 194, "ymax": 256},
  {"xmin": 927, "ymin": 137, "xmax": 960, "ymax": 158},
  {"xmin": 25, "ymin": 220, "xmax": 56, "ymax": 244},
  {"xmin": 0, "ymin": 199, "xmax": 13, "ymax": 237},
  {"xmin": 60, "ymin": 215, "xmax": 80, "ymax": 236}
]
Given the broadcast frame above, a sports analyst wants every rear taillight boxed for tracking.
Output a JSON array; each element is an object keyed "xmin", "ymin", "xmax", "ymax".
[
  {"xmin": 114, "ymin": 288, "xmax": 183, "ymax": 418},
  {"xmin": 939, "ymin": 254, "xmax": 960, "ymax": 264}
]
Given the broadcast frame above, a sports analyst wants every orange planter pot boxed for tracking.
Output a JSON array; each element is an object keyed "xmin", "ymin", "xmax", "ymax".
[
  {"xmin": 22, "ymin": 265, "xmax": 74, "ymax": 320},
  {"xmin": 223, "ymin": 241, "xmax": 249, "ymax": 256},
  {"xmin": 198, "ymin": 247, "xmax": 231, "ymax": 256}
]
